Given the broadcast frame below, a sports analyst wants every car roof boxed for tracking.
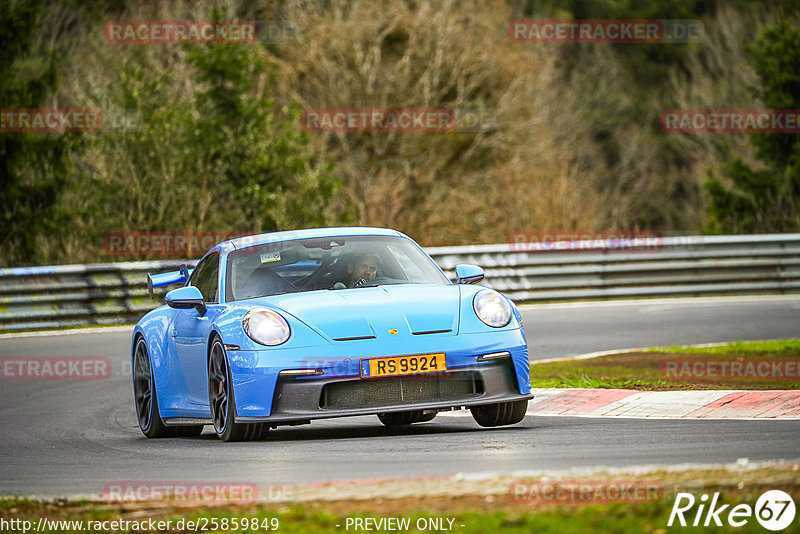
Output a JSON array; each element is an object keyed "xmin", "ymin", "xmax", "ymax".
[{"xmin": 225, "ymin": 227, "xmax": 405, "ymax": 250}]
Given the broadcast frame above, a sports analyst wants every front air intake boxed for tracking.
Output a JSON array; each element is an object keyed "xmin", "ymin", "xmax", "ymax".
[{"xmin": 320, "ymin": 372, "xmax": 483, "ymax": 410}]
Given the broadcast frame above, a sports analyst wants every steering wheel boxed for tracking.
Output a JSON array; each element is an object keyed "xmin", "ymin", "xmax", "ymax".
[{"xmin": 354, "ymin": 277, "xmax": 397, "ymax": 287}]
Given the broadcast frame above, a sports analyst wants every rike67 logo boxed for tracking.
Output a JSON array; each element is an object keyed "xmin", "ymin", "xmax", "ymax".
[{"xmin": 668, "ymin": 490, "xmax": 796, "ymax": 531}]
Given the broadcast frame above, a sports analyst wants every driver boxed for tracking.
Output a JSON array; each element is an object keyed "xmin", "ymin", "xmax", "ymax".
[{"xmin": 346, "ymin": 254, "xmax": 379, "ymax": 287}]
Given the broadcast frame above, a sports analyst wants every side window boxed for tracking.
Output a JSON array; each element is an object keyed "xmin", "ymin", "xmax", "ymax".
[{"xmin": 189, "ymin": 253, "xmax": 219, "ymax": 302}]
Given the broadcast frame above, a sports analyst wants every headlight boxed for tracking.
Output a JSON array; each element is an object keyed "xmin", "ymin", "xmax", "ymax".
[
  {"xmin": 243, "ymin": 309, "xmax": 291, "ymax": 346},
  {"xmin": 473, "ymin": 289, "xmax": 512, "ymax": 328}
]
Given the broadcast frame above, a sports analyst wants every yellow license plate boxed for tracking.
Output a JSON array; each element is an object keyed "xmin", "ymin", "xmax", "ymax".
[{"xmin": 360, "ymin": 353, "xmax": 447, "ymax": 378}]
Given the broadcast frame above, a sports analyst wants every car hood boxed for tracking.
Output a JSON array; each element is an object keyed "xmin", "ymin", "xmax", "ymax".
[{"xmin": 265, "ymin": 284, "xmax": 461, "ymax": 341}]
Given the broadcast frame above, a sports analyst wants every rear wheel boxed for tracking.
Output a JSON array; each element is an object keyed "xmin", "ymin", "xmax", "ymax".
[
  {"xmin": 133, "ymin": 337, "xmax": 202, "ymax": 438},
  {"xmin": 470, "ymin": 400, "xmax": 528, "ymax": 427},
  {"xmin": 208, "ymin": 337, "xmax": 269, "ymax": 442},
  {"xmin": 377, "ymin": 410, "xmax": 437, "ymax": 426}
]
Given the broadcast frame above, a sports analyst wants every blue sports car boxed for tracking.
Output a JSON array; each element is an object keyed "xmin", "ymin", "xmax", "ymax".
[{"xmin": 132, "ymin": 227, "xmax": 532, "ymax": 441}]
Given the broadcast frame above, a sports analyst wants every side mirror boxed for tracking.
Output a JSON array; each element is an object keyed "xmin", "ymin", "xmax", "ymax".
[
  {"xmin": 454, "ymin": 264, "xmax": 484, "ymax": 285},
  {"xmin": 165, "ymin": 286, "xmax": 207, "ymax": 316}
]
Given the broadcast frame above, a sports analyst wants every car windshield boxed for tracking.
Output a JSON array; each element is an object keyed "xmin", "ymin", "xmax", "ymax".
[{"xmin": 225, "ymin": 235, "xmax": 450, "ymax": 301}]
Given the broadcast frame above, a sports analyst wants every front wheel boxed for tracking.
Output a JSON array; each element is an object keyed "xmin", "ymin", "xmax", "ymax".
[
  {"xmin": 133, "ymin": 337, "xmax": 202, "ymax": 438},
  {"xmin": 208, "ymin": 337, "xmax": 269, "ymax": 442},
  {"xmin": 470, "ymin": 399, "xmax": 528, "ymax": 427}
]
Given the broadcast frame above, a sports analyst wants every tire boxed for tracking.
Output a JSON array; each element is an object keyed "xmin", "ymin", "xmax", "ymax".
[
  {"xmin": 470, "ymin": 399, "xmax": 528, "ymax": 427},
  {"xmin": 133, "ymin": 336, "xmax": 204, "ymax": 438},
  {"xmin": 377, "ymin": 410, "xmax": 437, "ymax": 426},
  {"xmin": 208, "ymin": 337, "xmax": 269, "ymax": 442}
]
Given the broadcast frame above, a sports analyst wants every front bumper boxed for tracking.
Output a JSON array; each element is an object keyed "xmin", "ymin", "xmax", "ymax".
[
  {"xmin": 238, "ymin": 358, "xmax": 532, "ymax": 423},
  {"xmin": 228, "ymin": 327, "xmax": 532, "ymax": 420}
]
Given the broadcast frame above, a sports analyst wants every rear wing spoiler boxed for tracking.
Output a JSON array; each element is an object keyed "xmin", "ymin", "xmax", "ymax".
[{"xmin": 147, "ymin": 264, "xmax": 192, "ymax": 299}]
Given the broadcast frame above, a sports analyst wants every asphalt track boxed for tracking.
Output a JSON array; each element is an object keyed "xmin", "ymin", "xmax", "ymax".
[{"xmin": 0, "ymin": 296, "xmax": 798, "ymax": 498}]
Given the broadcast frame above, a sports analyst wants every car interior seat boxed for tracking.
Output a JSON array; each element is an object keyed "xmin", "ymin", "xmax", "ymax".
[{"xmin": 238, "ymin": 265, "xmax": 296, "ymax": 299}]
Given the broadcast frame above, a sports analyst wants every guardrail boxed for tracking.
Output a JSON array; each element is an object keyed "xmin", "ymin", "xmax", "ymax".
[
  {"xmin": 0, "ymin": 261, "xmax": 195, "ymax": 332},
  {"xmin": 1, "ymin": 234, "xmax": 799, "ymax": 332}
]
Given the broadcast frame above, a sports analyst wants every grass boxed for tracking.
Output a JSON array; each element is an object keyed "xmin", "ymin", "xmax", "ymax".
[{"xmin": 530, "ymin": 340, "xmax": 800, "ymax": 391}]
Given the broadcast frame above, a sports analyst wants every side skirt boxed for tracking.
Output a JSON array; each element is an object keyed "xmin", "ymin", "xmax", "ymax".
[{"xmin": 163, "ymin": 417, "xmax": 212, "ymax": 426}]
